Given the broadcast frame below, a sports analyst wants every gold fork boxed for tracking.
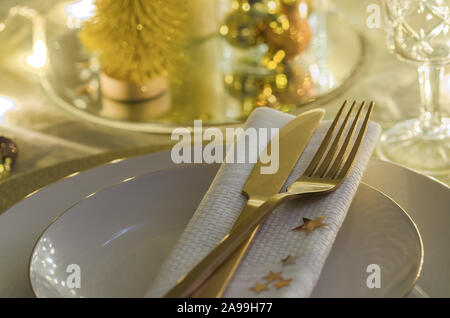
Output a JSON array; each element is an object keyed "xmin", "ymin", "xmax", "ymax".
[{"xmin": 165, "ymin": 100, "xmax": 375, "ymax": 298}]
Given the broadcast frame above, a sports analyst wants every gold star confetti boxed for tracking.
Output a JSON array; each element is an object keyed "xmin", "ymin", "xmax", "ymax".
[
  {"xmin": 250, "ymin": 282, "xmax": 269, "ymax": 294},
  {"xmin": 274, "ymin": 278, "xmax": 292, "ymax": 290},
  {"xmin": 281, "ymin": 255, "xmax": 297, "ymax": 266},
  {"xmin": 263, "ymin": 271, "xmax": 283, "ymax": 283},
  {"xmin": 292, "ymin": 216, "xmax": 328, "ymax": 234}
]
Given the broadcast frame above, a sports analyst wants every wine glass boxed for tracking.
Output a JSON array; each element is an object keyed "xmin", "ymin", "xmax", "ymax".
[{"xmin": 379, "ymin": 0, "xmax": 449, "ymax": 175}]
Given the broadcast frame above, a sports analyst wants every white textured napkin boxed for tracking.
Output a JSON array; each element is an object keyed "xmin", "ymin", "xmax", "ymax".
[{"xmin": 146, "ymin": 107, "xmax": 381, "ymax": 298}]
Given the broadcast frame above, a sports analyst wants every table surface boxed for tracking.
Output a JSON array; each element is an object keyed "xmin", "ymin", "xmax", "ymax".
[{"xmin": 0, "ymin": 0, "xmax": 448, "ymax": 189}]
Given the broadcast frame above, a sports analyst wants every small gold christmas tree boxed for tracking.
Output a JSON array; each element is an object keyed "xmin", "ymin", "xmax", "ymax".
[{"xmin": 80, "ymin": 0, "xmax": 187, "ymax": 85}]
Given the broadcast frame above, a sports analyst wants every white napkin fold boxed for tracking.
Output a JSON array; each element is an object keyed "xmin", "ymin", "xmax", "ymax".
[{"xmin": 146, "ymin": 107, "xmax": 381, "ymax": 298}]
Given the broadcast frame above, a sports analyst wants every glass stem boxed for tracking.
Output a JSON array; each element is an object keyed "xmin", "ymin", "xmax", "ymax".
[{"xmin": 417, "ymin": 64, "xmax": 444, "ymax": 133}]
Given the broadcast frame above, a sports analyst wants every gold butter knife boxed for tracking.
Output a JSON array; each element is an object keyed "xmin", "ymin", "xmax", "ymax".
[{"xmin": 165, "ymin": 108, "xmax": 325, "ymax": 297}]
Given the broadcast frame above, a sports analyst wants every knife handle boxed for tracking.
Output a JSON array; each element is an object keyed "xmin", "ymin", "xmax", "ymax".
[
  {"xmin": 163, "ymin": 193, "xmax": 290, "ymax": 298},
  {"xmin": 191, "ymin": 235, "xmax": 255, "ymax": 297},
  {"xmin": 191, "ymin": 222, "xmax": 260, "ymax": 297}
]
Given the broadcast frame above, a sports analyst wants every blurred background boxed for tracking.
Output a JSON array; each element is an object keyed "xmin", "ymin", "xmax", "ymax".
[{"xmin": 0, "ymin": 0, "xmax": 448, "ymax": 183}]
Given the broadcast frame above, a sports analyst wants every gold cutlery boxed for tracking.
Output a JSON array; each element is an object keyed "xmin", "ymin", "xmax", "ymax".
[
  {"xmin": 166, "ymin": 107, "xmax": 325, "ymax": 297},
  {"xmin": 164, "ymin": 101, "xmax": 374, "ymax": 298},
  {"xmin": 193, "ymin": 100, "xmax": 374, "ymax": 297}
]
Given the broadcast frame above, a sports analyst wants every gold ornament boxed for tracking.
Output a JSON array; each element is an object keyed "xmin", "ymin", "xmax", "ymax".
[
  {"xmin": 263, "ymin": 271, "xmax": 283, "ymax": 283},
  {"xmin": 292, "ymin": 216, "xmax": 328, "ymax": 234},
  {"xmin": 261, "ymin": 0, "xmax": 311, "ymax": 59},
  {"xmin": 281, "ymin": 255, "xmax": 297, "ymax": 266},
  {"xmin": 221, "ymin": 0, "xmax": 313, "ymax": 113},
  {"xmin": 277, "ymin": 66, "xmax": 316, "ymax": 104},
  {"xmin": 250, "ymin": 282, "xmax": 270, "ymax": 294},
  {"xmin": 274, "ymin": 277, "xmax": 292, "ymax": 289},
  {"xmin": 220, "ymin": 0, "xmax": 267, "ymax": 48}
]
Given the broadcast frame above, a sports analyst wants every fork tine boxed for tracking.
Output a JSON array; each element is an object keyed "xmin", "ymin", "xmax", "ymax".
[
  {"xmin": 303, "ymin": 100, "xmax": 348, "ymax": 177},
  {"xmin": 336, "ymin": 101, "xmax": 375, "ymax": 179},
  {"xmin": 326, "ymin": 101, "xmax": 366, "ymax": 179},
  {"xmin": 314, "ymin": 101, "xmax": 357, "ymax": 178}
]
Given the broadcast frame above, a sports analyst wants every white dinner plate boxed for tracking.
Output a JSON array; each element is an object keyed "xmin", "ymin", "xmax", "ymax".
[
  {"xmin": 0, "ymin": 150, "xmax": 448, "ymax": 297},
  {"xmin": 28, "ymin": 165, "xmax": 422, "ymax": 298}
]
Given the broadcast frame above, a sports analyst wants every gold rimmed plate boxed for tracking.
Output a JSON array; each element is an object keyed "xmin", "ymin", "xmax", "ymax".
[
  {"xmin": 28, "ymin": 164, "xmax": 423, "ymax": 298},
  {"xmin": 1, "ymin": 150, "xmax": 448, "ymax": 298}
]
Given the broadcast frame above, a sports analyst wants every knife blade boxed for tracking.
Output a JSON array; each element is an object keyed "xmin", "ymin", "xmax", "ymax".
[{"xmin": 164, "ymin": 108, "xmax": 325, "ymax": 298}]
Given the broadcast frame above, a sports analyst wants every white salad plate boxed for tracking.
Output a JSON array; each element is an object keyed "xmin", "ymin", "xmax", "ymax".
[
  {"xmin": 28, "ymin": 165, "xmax": 422, "ymax": 298},
  {"xmin": 0, "ymin": 149, "xmax": 448, "ymax": 297}
]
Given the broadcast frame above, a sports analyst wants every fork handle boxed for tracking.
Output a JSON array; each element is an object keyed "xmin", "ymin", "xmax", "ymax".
[{"xmin": 164, "ymin": 193, "xmax": 292, "ymax": 298}]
